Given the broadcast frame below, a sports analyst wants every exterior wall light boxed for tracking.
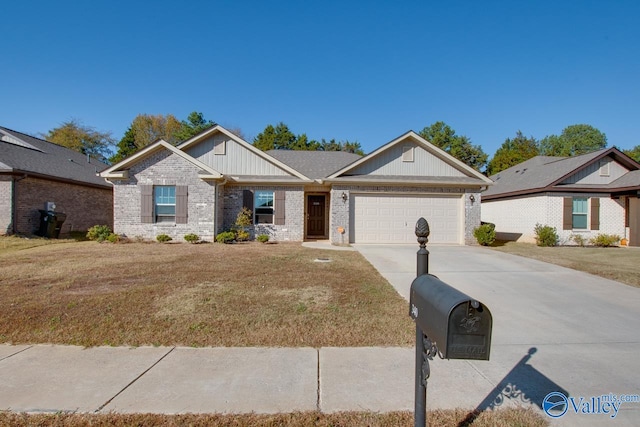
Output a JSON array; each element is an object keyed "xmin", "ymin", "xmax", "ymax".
[
  {"xmin": 469, "ymin": 195, "xmax": 476, "ymax": 203},
  {"xmin": 341, "ymin": 192, "xmax": 348, "ymax": 202}
]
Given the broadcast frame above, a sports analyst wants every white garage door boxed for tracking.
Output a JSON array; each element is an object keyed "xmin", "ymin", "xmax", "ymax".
[{"xmin": 350, "ymin": 194, "xmax": 462, "ymax": 244}]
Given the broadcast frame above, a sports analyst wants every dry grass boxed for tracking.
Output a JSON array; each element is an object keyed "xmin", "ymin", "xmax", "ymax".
[
  {"xmin": 489, "ymin": 242, "xmax": 640, "ymax": 287},
  {"xmin": 0, "ymin": 408, "xmax": 548, "ymax": 426},
  {"xmin": 0, "ymin": 238, "xmax": 413, "ymax": 347}
]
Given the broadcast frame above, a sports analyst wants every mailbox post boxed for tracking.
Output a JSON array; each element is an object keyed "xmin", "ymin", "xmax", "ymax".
[{"xmin": 410, "ymin": 218, "xmax": 492, "ymax": 427}]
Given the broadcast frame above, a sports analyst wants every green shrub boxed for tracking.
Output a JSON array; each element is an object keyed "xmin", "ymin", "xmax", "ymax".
[
  {"xmin": 106, "ymin": 233, "xmax": 122, "ymax": 243},
  {"xmin": 86, "ymin": 225, "xmax": 112, "ymax": 242},
  {"xmin": 257, "ymin": 234, "xmax": 270, "ymax": 243},
  {"xmin": 235, "ymin": 207, "xmax": 253, "ymax": 228},
  {"xmin": 571, "ymin": 234, "xmax": 587, "ymax": 247},
  {"xmin": 589, "ymin": 233, "xmax": 621, "ymax": 247},
  {"xmin": 156, "ymin": 234, "xmax": 172, "ymax": 243},
  {"xmin": 534, "ymin": 223, "xmax": 559, "ymax": 247},
  {"xmin": 216, "ymin": 231, "xmax": 236, "ymax": 244},
  {"xmin": 473, "ymin": 223, "xmax": 496, "ymax": 246},
  {"xmin": 184, "ymin": 233, "xmax": 200, "ymax": 243},
  {"xmin": 236, "ymin": 230, "xmax": 250, "ymax": 241}
]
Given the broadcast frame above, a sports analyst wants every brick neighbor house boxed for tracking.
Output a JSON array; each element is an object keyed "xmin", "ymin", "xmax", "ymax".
[
  {"xmin": 101, "ymin": 125, "xmax": 492, "ymax": 244},
  {"xmin": 482, "ymin": 148, "xmax": 640, "ymax": 246},
  {"xmin": 0, "ymin": 126, "xmax": 113, "ymax": 236}
]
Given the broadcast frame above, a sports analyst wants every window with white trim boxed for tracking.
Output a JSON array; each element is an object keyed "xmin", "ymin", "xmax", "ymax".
[
  {"xmin": 254, "ymin": 191, "xmax": 274, "ymax": 224},
  {"xmin": 155, "ymin": 186, "xmax": 176, "ymax": 223},
  {"xmin": 572, "ymin": 197, "xmax": 588, "ymax": 229}
]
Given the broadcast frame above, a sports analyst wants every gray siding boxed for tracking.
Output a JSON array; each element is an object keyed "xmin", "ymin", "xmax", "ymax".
[
  {"xmin": 561, "ymin": 157, "xmax": 629, "ymax": 185},
  {"xmin": 348, "ymin": 140, "xmax": 467, "ymax": 177},
  {"xmin": 113, "ymin": 150, "xmax": 217, "ymax": 241},
  {"xmin": 185, "ymin": 134, "xmax": 289, "ymax": 176}
]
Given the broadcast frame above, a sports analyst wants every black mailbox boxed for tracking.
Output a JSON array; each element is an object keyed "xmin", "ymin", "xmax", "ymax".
[{"xmin": 410, "ymin": 274, "xmax": 492, "ymax": 360}]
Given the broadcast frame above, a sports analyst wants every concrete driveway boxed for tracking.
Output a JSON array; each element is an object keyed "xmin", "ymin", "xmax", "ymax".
[{"xmin": 354, "ymin": 244, "xmax": 640, "ymax": 426}]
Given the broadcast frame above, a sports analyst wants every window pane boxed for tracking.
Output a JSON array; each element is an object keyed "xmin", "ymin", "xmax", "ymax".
[
  {"xmin": 254, "ymin": 191, "xmax": 274, "ymax": 224},
  {"xmin": 573, "ymin": 214, "xmax": 587, "ymax": 229},
  {"xmin": 572, "ymin": 198, "xmax": 587, "ymax": 214},
  {"xmin": 155, "ymin": 186, "xmax": 176, "ymax": 205},
  {"xmin": 156, "ymin": 205, "xmax": 176, "ymax": 215}
]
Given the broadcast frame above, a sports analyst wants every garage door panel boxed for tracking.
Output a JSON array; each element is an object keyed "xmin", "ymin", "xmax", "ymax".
[{"xmin": 350, "ymin": 194, "xmax": 461, "ymax": 244}]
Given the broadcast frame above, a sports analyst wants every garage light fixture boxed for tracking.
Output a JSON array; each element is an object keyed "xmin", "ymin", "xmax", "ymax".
[
  {"xmin": 341, "ymin": 192, "xmax": 348, "ymax": 202},
  {"xmin": 469, "ymin": 195, "xmax": 475, "ymax": 203}
]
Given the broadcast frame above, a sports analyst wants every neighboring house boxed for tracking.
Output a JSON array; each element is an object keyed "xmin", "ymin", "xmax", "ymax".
[
  {"xmin": 101, "ymin": 125, "xmax": 492, "ymax": 244},
  {"xmin": 482, "ymin": 148, "xmax": 640, "ymax": 246},
  {"xmin": 0, "ymin": 126, "xmax": 113, "ymax": 236}
]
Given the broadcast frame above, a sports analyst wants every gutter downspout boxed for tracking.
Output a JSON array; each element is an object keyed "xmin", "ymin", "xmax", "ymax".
[{"xmin": 11, "ymin": 174, "xmax": 28, "ymax": 234}]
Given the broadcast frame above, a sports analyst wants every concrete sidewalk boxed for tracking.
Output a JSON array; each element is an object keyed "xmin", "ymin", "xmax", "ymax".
[{"xmin": 0, "ymin": 344, "xmax": 418, "ymax": 414}]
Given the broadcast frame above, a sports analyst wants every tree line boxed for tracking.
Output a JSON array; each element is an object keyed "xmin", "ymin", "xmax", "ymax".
[{"xmin": 42, "ymin": 114, "xmax": 640, "ymax": 174}]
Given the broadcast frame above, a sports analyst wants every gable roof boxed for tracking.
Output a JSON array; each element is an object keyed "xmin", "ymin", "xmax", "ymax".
[
  {"xmin": 0, "ymin": 126, "xmax": 111, "ymax": 188},
  {"xmin": 483, "ymin": 147, "xmax": 640, "ymax": 200},
  {"xmin": 326, "ymin": 131, "xmax": 493, "ymax": 186},
  {"xmin": 177, "ymin": 125, "xmax": 310, "ymax": 181},
  {"xmin": 101, "ymin": 139, "xmax": 223, "ymax": 180},
  {"xmin": 266, "ymin": 150, "xmax": 362, "ymax": 179}
]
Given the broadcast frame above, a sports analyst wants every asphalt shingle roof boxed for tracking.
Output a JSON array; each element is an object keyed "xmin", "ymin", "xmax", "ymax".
[
  {"xmin": 484, "ymin": 148, "xmax": 640, "ymax": 198},
  {"xmin": 0, "ymin": 126, "xmax": 111, "ymax": 188},
  {"xmin": 266, "ymin": 150, "xmax": 362, "ymax": 179}
]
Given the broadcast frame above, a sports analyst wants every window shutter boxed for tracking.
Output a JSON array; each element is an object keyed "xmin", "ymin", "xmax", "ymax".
[
  {"xmin": 590, "ymin": 197, "xmax": 600, "ymax": 230},
  {"xmin": 275, "ymin": 190, "xmax": 286, "ymax": 225},
  {"xmin": 176, "ymin": 185, "xmax": 188, "ymax": 224},
  {"xmin": 141, "ymin": 185, "xmax": 153, "ymax": 223},
  {"xmin": 243, "ymin": 190, "xmax": 254, "ymax": 211},
  {"xmin": 562, "ymin": 197, "xmax": 572, "ymax": 230}
]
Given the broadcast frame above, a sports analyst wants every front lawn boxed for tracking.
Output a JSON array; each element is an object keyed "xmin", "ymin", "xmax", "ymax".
[
  {"xmin": 490, "ymin": 242, "xmax": 640, "ymax": 287},
  {"xmin": 0, "ymin": 238, "xmax": 414, "ymax": 347}
]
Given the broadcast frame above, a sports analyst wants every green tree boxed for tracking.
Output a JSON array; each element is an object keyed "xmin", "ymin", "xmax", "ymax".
[
  {"xmin": 418, "ymin": 121, "xmax": 488, "ymax": 171},
  {"xmin": 109, "ymin": 126, "xmax": 136, "ymax": 164},
  {"xmin": 539, "ymin": 124, "xmax": 607, "ymax": 156},
  {"xmin": 486, "ymin": 131, "xmax": 539, "ymax": 175},
  {"xmin": 43, "ymin": 119, "xmax": 114, "ymax": 163},
  {"xmin": 341, "ymin": 141, "xmax": 365, "ymax": 155},
  {"xmin": 173, "ymin": 111, "xmax": 216, "ymax": 142},
  {"xmin": 623, "ymin": 145, "xmax": 640, "ymax": 162},
  {"xmin": 131, "ymin": 113, "xmax": 182, "ymax": 147},
  {"xmin": 253, "ymin": 122, "xmax": 297, "ymax": 150}
]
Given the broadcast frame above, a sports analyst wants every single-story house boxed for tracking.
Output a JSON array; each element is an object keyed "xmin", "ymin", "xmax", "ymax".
[
  {"xmin": 0, "ymin": 126, "xmax": 113, "ymax": 236},
  {"xmin": 482, "ymin": 147, "xmax": 640, "ymax": 246},
  {"xmin": 100, "ymin": 125, "xmax": 492, "ymax": 244}
]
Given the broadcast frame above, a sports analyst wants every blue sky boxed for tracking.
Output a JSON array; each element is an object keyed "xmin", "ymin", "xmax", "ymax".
[{"xmin": 2, "ymin": 1, "xmax": 639, "ymax": 158}]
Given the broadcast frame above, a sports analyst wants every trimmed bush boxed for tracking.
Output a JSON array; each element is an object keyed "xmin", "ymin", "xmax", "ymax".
[
  {"xmin": 473, "ymin": 223, "xmax": 496, "ymax": 246},
  {"xmin": 257, "ymin": 234, "xmax": 270, "ymax": 243},
  {"xmin": 106, "ymin": 233, "xmax": 122, "ymax": 243},
  {"xmin": 571, "ymin": 234, "xmax": 587, "ymax": 247},
  {"xmin": 156, "ymin": 234, "xmax": 172, "ymax": 243},
  {"xmin": 86, "ymin": 225, "xmax": 112, "ymax": 242},
  {"xmin": 589, "ymin": 233, "xmax": 621, "ymax": 247},
  {"xmin": 216, "ymin": 231, "xmax": 236, "ymax": 244},
  {"xmin": 534, "ymin": 223, "xmax": 558, "ymax": 247},
  {"xmin": 184, "ymin": 233, "xmax": 200, "ymax": 243},
  {"xmin": 236, "ymin": 230, "xmax": 250, "ymax": 242}
]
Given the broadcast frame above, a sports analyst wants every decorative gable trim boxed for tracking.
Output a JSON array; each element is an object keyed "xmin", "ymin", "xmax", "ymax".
[
  {"xmin": 100, "ymin": 140, "xmax": 223, "ymax": 180},
  {"xmin": 177, "ymin": 125, "xmax": 311, "ymax": 181},
  {"xmin": 327, "ymin": 130, "xmax": 492, "ymax": 184}
]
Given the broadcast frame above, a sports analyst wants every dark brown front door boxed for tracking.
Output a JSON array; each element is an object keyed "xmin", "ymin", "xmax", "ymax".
[{"xmin": 307, "ymin": 195, "xmax": 326, "ymax": 237}]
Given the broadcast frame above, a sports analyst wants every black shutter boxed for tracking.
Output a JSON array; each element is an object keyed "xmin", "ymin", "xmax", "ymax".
[{"xmin": 243, "ymin": 190, "xmax": 254, "ymax": 212}]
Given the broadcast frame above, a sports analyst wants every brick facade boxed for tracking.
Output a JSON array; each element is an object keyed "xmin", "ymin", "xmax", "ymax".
[
  {"xmin": 482, "ymin": 193, "xmax": 627, "ymax": 244},
  {"xmin": 1, "ymin": 176, "xmax": 112, "ymax": 236},
  {"xmin": 112, "ymin": 150, "xmax": 218, "ymax": 241},
  {"xmin": 222, "ymin": 185, "xmax": 305, "ymax": 241}
]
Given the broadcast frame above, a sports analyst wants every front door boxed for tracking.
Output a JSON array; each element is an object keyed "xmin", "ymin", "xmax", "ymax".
[{"xmin": 306, "ymin": 195, "xmax": 326, "ymax": 238}]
